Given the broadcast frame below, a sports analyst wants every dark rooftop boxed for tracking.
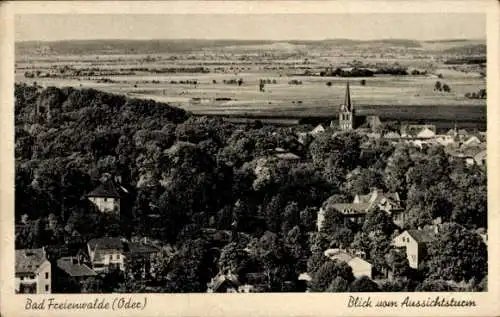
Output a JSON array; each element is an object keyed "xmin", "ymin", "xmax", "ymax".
[
  {"xmin": 407, "ymin": 229, "xmax": 436, "ymax": 244},
  {"xmin": 57, "ymin": 258, "xmax": 97, "ymax": 277},
  {"xmin": 86, "ymin": 180, "xmax": 122, "ymax": 198}
]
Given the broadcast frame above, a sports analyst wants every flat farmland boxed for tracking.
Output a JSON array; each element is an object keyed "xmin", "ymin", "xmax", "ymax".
[
  {"xmin": 15, "ymin": 39, "xmax": 487, "ymax": 123},
  {"xmin": 16, "ymin": 71, "xmax": 486, "ymax": 118}
]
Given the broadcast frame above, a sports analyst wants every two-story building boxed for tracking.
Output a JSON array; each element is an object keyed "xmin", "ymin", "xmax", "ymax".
[
  {"xmin": 317, "ymin": 188, "xmax": 405, "ymax": 230},
  {"xmin": 392, "ymin": 229, "xmax": 436, "ymax": 269},
  {"xmin": 86, "ymin": 174, "xmax": 128, "ymax": 215},
  {"xmin": 87, "ymin": 237, "xmax": 161, "ymax": 275},
  {"xmin": 15, "ymin": 248, "xmax": 51, "ymax": 294},
  {"xmin": 54, "ymin": 257, "xmax": 98, "ymax": 293},
  {"xmin": 87, "ymin": 237, "xmax": 127, "ymax": 273}
]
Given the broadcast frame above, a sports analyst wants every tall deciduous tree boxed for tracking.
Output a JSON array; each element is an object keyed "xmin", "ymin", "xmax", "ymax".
[{"xmin": 426, "ymin": 222, "xmax": 487, "ymax": 282}]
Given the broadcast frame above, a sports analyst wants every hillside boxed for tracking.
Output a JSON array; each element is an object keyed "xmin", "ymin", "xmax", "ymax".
[{"xmin": 15, "ymin": 38, "xmax": 485, "ymax": 56}]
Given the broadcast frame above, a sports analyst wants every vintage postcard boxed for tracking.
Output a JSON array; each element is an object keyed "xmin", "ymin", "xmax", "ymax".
[{"xmin": 1, "ymin": 1, "xmax": 499, "ymax": 316}]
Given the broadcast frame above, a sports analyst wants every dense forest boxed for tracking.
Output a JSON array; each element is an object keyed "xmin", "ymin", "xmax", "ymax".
[{"xmin": 14, "ymin": 83, "xmax": 487, "ymax": 292}]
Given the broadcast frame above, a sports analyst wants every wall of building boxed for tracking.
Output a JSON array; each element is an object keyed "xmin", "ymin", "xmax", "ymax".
[
  {"xmin": 91, "ymin": 250, "xmax": 125, "ymax": 273},
  {"xmin": 88, "ymin": 197, "xmax": 120, "ymax": 213},
  {"xmin": 392, "ymin": 233, "xmax": 419, "ymax": 269},
  {"xmin": 36, "ymin": 261, "xmax": 51, "ymax": 294}
]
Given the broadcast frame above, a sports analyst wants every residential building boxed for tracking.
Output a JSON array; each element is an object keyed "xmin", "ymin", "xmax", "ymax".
[
  {"xmin": 446, "ymin": 145, "xmax": 486, "ymax": 167},
  {"xmin": 207, "ymin": 271, "xmax": 241, "ymax": 293},
  {"xmin": 87, "ymin": 237, "xmax": 161, "ymax": 275},
  {"xmin": 86, "ymin": 174, "xmax": 128, "ymax": 214},
  {"xmin": 324, "ymin": 248, "xmax": 373, "ymax": 279},
  {"xmin": 15, "ymin": 248, "xmax": 51, "ymax": 294},
  {"xmin": 87, "ymin": 237, "xmax": 126, "ymax": 273},
  {"xmin": 400, "ymin": 124, "xmax": 437, "ymax": 139},
  {"xmin": 464, "ymin": 136, "xmax": 481, "ymax": 146},
  {"xmin": 317, "ymin": 188, "xmax": 404, "ymax": 230},
  {"xmin": 127, "ymin": 242, "xmax": 161, "ymax": 279},
  {"xmin": 54, "ymin": 257, "xmax": 98, "ymax": 293},
  {"xmin": 392, "ymin": 229, "xmax": 436, "ymax": 269}
]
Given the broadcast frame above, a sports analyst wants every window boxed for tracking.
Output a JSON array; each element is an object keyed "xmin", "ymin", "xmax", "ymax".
[
  {"xmin": 45, "ymin": 272, "xmax": 49, "ymax": 279},
  {"xmin": 45, "ymin": 285, "xmax": 49, "ymax": 292},
  {"xmin": 20, "ymin": 277, "xmax": 24, "ymax": 281},
  {"xmin": 104, "ymin": 198, "xmax": 108, "ymax": 202},
  {"xmin": 117, "ymin": 254, "xmax": 120, "ymax": 260},
  {"xmin": 109, "ymin": 254, "xmax": 113, "ymax": 260}
]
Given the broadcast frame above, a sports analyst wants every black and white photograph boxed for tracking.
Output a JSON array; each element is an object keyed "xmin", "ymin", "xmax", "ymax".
[
  {"xmin": 2, "ymin": 2, "xmax": 499, "ymax": 315},
  {"xmin": 10, "ymin": 10, "xmax": 490, "ymax": 295}
]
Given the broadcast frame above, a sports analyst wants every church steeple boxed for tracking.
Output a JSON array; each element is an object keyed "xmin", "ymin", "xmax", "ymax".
[
  {"xmin": 337, "ymin": 81, "xmax": 354, "ymax": 131},
  {"xmin": 344, "ymin": 81, "xmax": 352, "ymax": 112}
]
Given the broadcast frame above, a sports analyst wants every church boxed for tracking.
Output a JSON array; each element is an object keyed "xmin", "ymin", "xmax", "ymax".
[{"xmin": 330, "ymin": 82, "xmax": 371, "ymax": 131}]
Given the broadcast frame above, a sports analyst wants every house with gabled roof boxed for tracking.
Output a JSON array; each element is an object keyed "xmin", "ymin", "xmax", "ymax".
[
  {"xmin": 87, "ymin": 237, "xmax": 161, "ymax": 275},
  {"xmin": 15, "ymin": 248, "xmax": 51, "ymax": 294},
  {"xmin": 87, "ymin": 237, "xmax": 127, "ymax": 273},
  {"xmin": 207, "ymin": 271, "xmax": 241, "ymax": 293},
  {"xmin": 392, "ymin": 229, "xmax": 437, "ymax": 269},
  {"xmin": 446, "ymin": 145, "xmax": 486, "ymax": 167},
  {"xmin": 400, "ymin": 124, "xmax": 437, "ymax": 139},
  {"xmin": 53, "ymin": 257, "xmax": 98, "ymax": 293},
  {"xmin": 317, "ymin": 188, "xmax": 405, "ymax": 229},
  {"xmin": 463, "ymin": 136, "xmax": 481, "ymax": 146},
  {"xmin": 86, "ymin": 174, "xmax": 128, "ymax": 215},
  {"xmin": 324, "ymin": 248, "xmax": 373, "ymax": 279}
]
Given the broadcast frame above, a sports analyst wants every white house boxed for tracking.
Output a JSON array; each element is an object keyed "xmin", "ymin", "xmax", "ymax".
[
  {"xmin": 86, "ymin": 175, "xmax": 128, "ymax": 214},
  {"xmin": 87, "ymin": 237, "xmax": 126, "ymax": 273},
  {"xmin": 15, "ymin": 248, "xmax": 51, "ymax": 294},
  {"xmin": 392, "ymin": 229, "xmax": 436, "ymax": 269}
]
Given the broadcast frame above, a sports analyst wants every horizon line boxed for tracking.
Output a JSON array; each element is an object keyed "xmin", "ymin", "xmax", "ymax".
[{"xmin": 15, "ymin": 37, "xmax": 487, "ymax": 44}]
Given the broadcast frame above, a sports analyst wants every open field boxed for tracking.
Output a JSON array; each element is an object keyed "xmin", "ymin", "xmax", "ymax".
[{"xmin": 15, "ymin": 39, "xmax": 486, "ymax": 121}]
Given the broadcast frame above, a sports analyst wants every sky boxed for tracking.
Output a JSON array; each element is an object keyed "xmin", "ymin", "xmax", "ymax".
[{"xmin": 15, "ymin": 13, "xmax": 486, "ymax": 42}]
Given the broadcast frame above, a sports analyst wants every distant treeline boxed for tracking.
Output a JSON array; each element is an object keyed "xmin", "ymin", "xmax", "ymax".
[
  {"xmin": 444, "ymin": 56, "xmax": 486, "ymax": 65},
  {"xmin": 319, "ymin": 66, "xmax": 409, "ymax": 77},
  {"xmin": 465, "ymin": 89, "xmax": 487, "ymax": 100}
]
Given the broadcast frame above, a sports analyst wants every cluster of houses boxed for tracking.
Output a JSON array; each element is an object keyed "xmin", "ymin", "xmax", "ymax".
[
  {"xmin": 297, "ymin": 82, "xmax": 486, "ymax": 169},
  {"xmin": 308, "ymin": 186, "xmax": 488, "ymax": 288},
  {"xmin": 15, "ymin": 236, "xmax": 161, "ymax": 294},
  {"xmin": 15, "ymin": 175, "xmax": 161, "ymax": 294}
]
